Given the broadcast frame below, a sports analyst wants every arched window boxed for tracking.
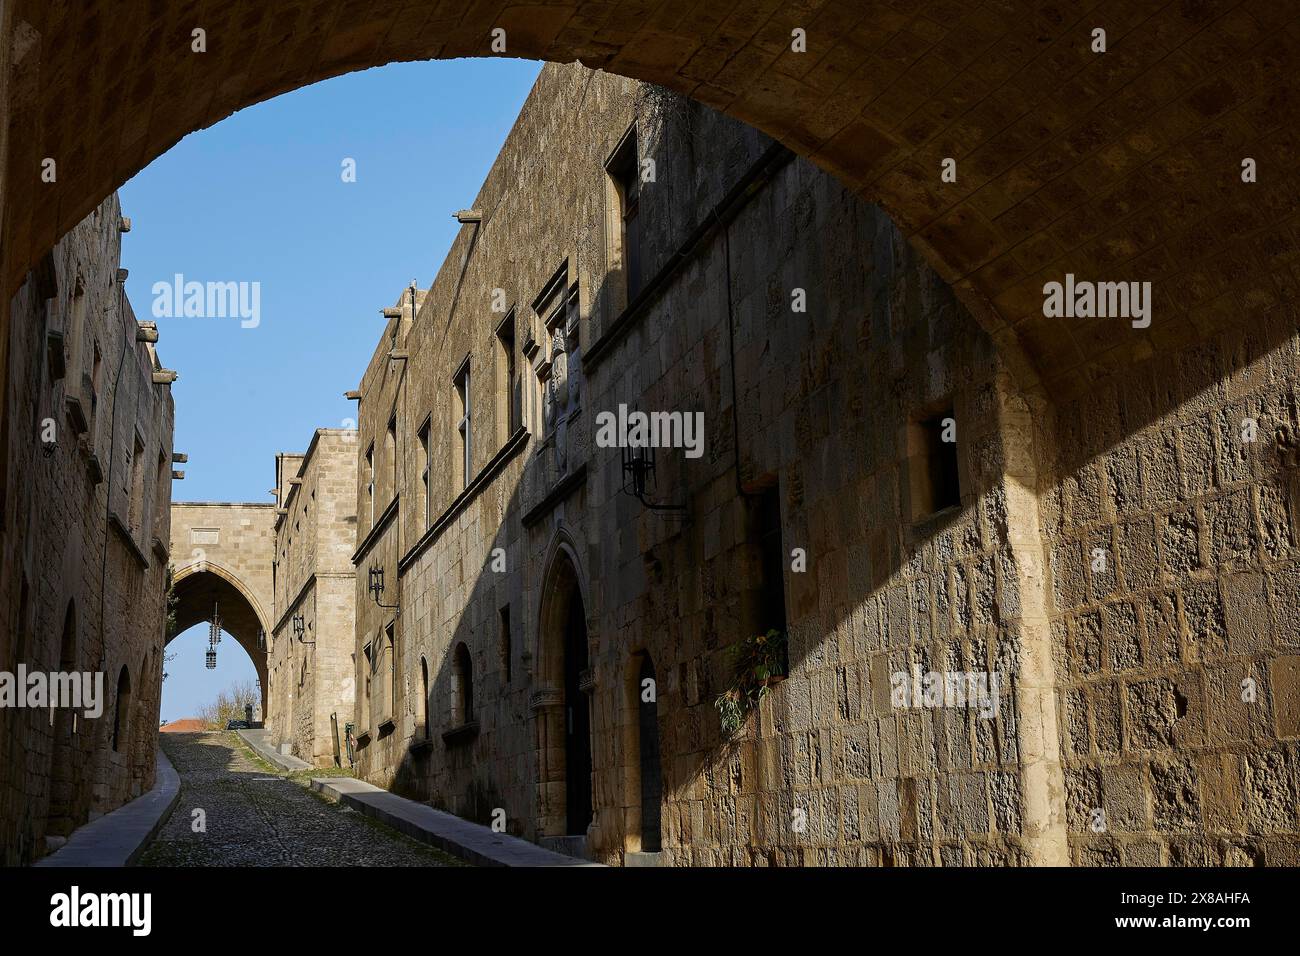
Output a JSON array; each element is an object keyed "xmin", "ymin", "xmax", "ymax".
[
  {"xmin": 452, "ymin": 642, "xmax": 473, "ymax": 725},
  {"xmin": 111, "ymin": 665, "xmax": 132, "ymax": 753},
  {"xmin": 417, "ymin": 656, "xmax": 430, "ymax": 740},
  {"xmin": 58, "ymin": 602, "xmax": 77, "ymax": 736}
]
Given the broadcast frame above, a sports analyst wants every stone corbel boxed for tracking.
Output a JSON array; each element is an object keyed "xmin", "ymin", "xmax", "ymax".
[{"xmin": 528, "ymin": 688, "xmax": 562, "ymax": 712}]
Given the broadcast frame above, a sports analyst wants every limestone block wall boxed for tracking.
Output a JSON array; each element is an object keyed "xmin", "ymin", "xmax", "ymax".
[
  {"xmin": 170, "ymin": 503, "xmax": 275, "ymax": 607},
  {"xmin": 267, "ymin": 430, "xmax": 357, "ymax": 766},
  {"xmin": 345, "ymin": 62, "xmax": 1059, "ymax": 865},
  {"xmin": 570, "ymin": 153, "xmax": 1046, "ymax": 866},
  {"xmin": 342, "ymin": 61, "xmax": 1296, "ymax": 867},
  {"xmin": 0, "ymin": 194, "xmax": 173, "ymax": 864},
  {"xmin": 1043, "ymin": 315, "xmax": 1300, "ymax": 866}
]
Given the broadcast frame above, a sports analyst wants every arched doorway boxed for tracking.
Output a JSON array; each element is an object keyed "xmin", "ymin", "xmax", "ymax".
[
  {"xmin": 536, "ymin": 542, "xmax": 593, "ymax": 840},
  {"xmin": 563, "ymin": 592, "xmax": 592, "ymax": 836},
  {"xmin": 111, "ymin": 666, "xmax": 132, "ymax": 758},
  {"xmin": 46, "ymin": 600, "xmax": 80, "ymax": 837},
  {"xmin": 636, "ymin": 653, "xmax": 663, "ymax": 853}
]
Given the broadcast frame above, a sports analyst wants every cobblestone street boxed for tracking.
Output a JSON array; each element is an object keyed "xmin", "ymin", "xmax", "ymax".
[{"xmin": 139, "ymin": 733, "xmax": 461, "ymax": 866}]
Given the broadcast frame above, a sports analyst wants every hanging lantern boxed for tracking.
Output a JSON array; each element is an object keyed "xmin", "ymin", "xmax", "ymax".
[{"xmin": 205, "ymin": 648, "xmax": 217, "ymax": 670}]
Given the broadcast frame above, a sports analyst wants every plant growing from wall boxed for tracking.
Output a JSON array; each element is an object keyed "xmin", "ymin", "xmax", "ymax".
[
  {"xmin": 164, "ymin": 563, "xmax": 178, "ymax": 640},
  {"xmin": 714, "ymin": 628, "xmax": 788, "ymax": 736}
]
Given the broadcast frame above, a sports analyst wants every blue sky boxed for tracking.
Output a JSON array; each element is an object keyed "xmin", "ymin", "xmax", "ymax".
[{"xmin": 136, "ymin": 58, "xmax": 544, "ymax": 720}]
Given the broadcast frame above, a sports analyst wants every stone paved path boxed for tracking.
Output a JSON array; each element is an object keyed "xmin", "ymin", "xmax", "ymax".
[{"xmin": 139, "ymin": 732, "xmax": 461, "ymax": 866}]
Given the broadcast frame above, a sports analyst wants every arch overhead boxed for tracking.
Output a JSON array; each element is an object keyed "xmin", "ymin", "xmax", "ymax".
[
  {"xmin": 170, "ymin": 560, "xmax": 270, "ymax": 695},
  {"xmin": 3, "ymin": 2, "xmax": 1296, "ymax": 398}
]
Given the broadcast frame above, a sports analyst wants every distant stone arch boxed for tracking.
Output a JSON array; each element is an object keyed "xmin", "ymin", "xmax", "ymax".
[{"xmin": 169, "ymin": 560, "xmax": 270, "ymax": 701}]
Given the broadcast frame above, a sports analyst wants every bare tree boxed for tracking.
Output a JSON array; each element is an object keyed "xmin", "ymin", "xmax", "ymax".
[{"xmin": 197, "ymin": 680, "xmax": 260, "ymax": 729}]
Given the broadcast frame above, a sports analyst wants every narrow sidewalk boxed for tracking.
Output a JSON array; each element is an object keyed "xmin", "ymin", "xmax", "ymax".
[
  {"xmin": 310, "ymin": 776, "xmax": 601, "ymax": 867},
  {"xmin": 35, "ymin": 749, "xmax": 181, "ymax": 867},
  {"xmin": 235, "ymin": 727, "xmax": 311, "ymax": 772}
]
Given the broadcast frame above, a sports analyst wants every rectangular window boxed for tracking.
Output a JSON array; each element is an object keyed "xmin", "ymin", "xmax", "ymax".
[
  {"xmin": 153, "ymin": 451, "xmax": 168, "ymax": 540},
  {"xmin": 385, "ymin": 415, "xmax": 397, "ymax": 504},
  {"xmin": 607, "ymin": 128, "xmax": 642, "ymax": 305},
  {"xmin": 496, "ymin": 312, "xmax": 519, "ymax": 442},
  {"xmin": 908, "ymin": 407, "xmax": 960, "ymax": 520},
  {"xmin": 128, "ymin": 434, "xmax": 145, "ymax": 536},
  {"xmin": 757, "ymin": 485, "xmax": 788, "ymax": 644},
  {"xmin": 89, "ymin": 340, "xmax": 103, "ymax": 433},
  {"xmin": 362, "ymin": 642, "xmax": 373, "ymax": 727},
  {"xmin": 499, "ymin": 604, "xmax": 512, "ymax": 684},
  {"xmin": 418, "ymin": 417, "xmax": 432, "ymax": 529},
  {"xmin": 454, "ymin": 361, "xmax": 471, "ymax": 490},
  {"xmin": 364, "ymin": 443, "xmax": 375, "ymax": 525}
]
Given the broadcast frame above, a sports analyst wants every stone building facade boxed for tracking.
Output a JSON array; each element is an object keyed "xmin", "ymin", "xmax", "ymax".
[
  {"xmin": 349, "ymin": 62, "xmax": 1046, "ymax": 864},
  {"xmin": 265, "ymin": 430, "xmax": 358, "ymax": 766},
  {"xmin": 343, "ymin": 62, "xmax": 1300, "ymax": 867},
  {"xmin": 3, "ymin": 53, "xmax": 1289, "ymax": 868},
  {"xmin": 0, "ymin": 193, "xmax": 175, "ymax": 864}
]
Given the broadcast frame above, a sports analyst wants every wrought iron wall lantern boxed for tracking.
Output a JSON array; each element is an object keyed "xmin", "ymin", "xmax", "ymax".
[
  {"xmin": 620, "ymin": 444, "xmax": 686, "ymax": 514},
  {"xmin": 292, "ymin": 613, "xmax": 314, "ymax": 645},
  {"xmin": 368, "ymin": 564, "xmax": 399, "ymax": 610}
]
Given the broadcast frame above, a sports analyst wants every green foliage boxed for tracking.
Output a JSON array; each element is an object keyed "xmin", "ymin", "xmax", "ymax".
[
  {"xmin": 714, "ymin": 629, "xmax": 788, "ymax": 736},
  {"xmin": 164, "ymin": 562, "xmax": 179, "ymax": 639}
]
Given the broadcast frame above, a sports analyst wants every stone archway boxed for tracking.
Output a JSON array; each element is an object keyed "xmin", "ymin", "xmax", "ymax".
[
  {"xmin": 168, "ymin": 502, "xmax": 277, "ymax": 707},
  {"xmin": 170, "ymin": 560, "xmax": 270, "ymax": 701},
  {"xmin": 3, "ymin": 1, "xmax": 1298, "ymax": 401}
]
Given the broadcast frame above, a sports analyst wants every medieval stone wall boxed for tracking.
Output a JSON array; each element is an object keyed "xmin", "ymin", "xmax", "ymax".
[
  {"xmin": 0, "ymin": 193, "xmax": 173, "ymax": 864},
  {"xmin": 267, "ymin": 430, "xmax": 357, "ymax": 766},
  {"xmin": 1044, "ymin": 316, "xmax": 1300, "ymax": 865},
  {"xmin": 346, "ymin": 63, "xmax": 1064, "ymax": 865}
]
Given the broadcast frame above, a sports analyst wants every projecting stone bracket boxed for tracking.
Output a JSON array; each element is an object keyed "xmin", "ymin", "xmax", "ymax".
[
  {"xmin": 441, "ymin": 721, "xmax": 479, "ymax": 747},
  {"xmin": 46, "ymin": 329, "xmax": 66, "ymax": 380},
  {"xmin": 64, "ymin": 392, "xmax": 88, "ymax": 435},
  {"xmin": 529, "ymin": 689, "xmax": 562, "ymax": 712}
]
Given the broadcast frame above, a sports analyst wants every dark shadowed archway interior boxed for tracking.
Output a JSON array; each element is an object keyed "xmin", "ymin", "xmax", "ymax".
[{"xmin": 169, "ymin": 566, "xmax": 268, "ymax": 708}]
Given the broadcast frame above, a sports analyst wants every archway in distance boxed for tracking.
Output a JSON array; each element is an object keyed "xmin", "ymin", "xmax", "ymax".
[{"xmin": 169, "ymin": 562, "xmax": 269, "ymax": 707}]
